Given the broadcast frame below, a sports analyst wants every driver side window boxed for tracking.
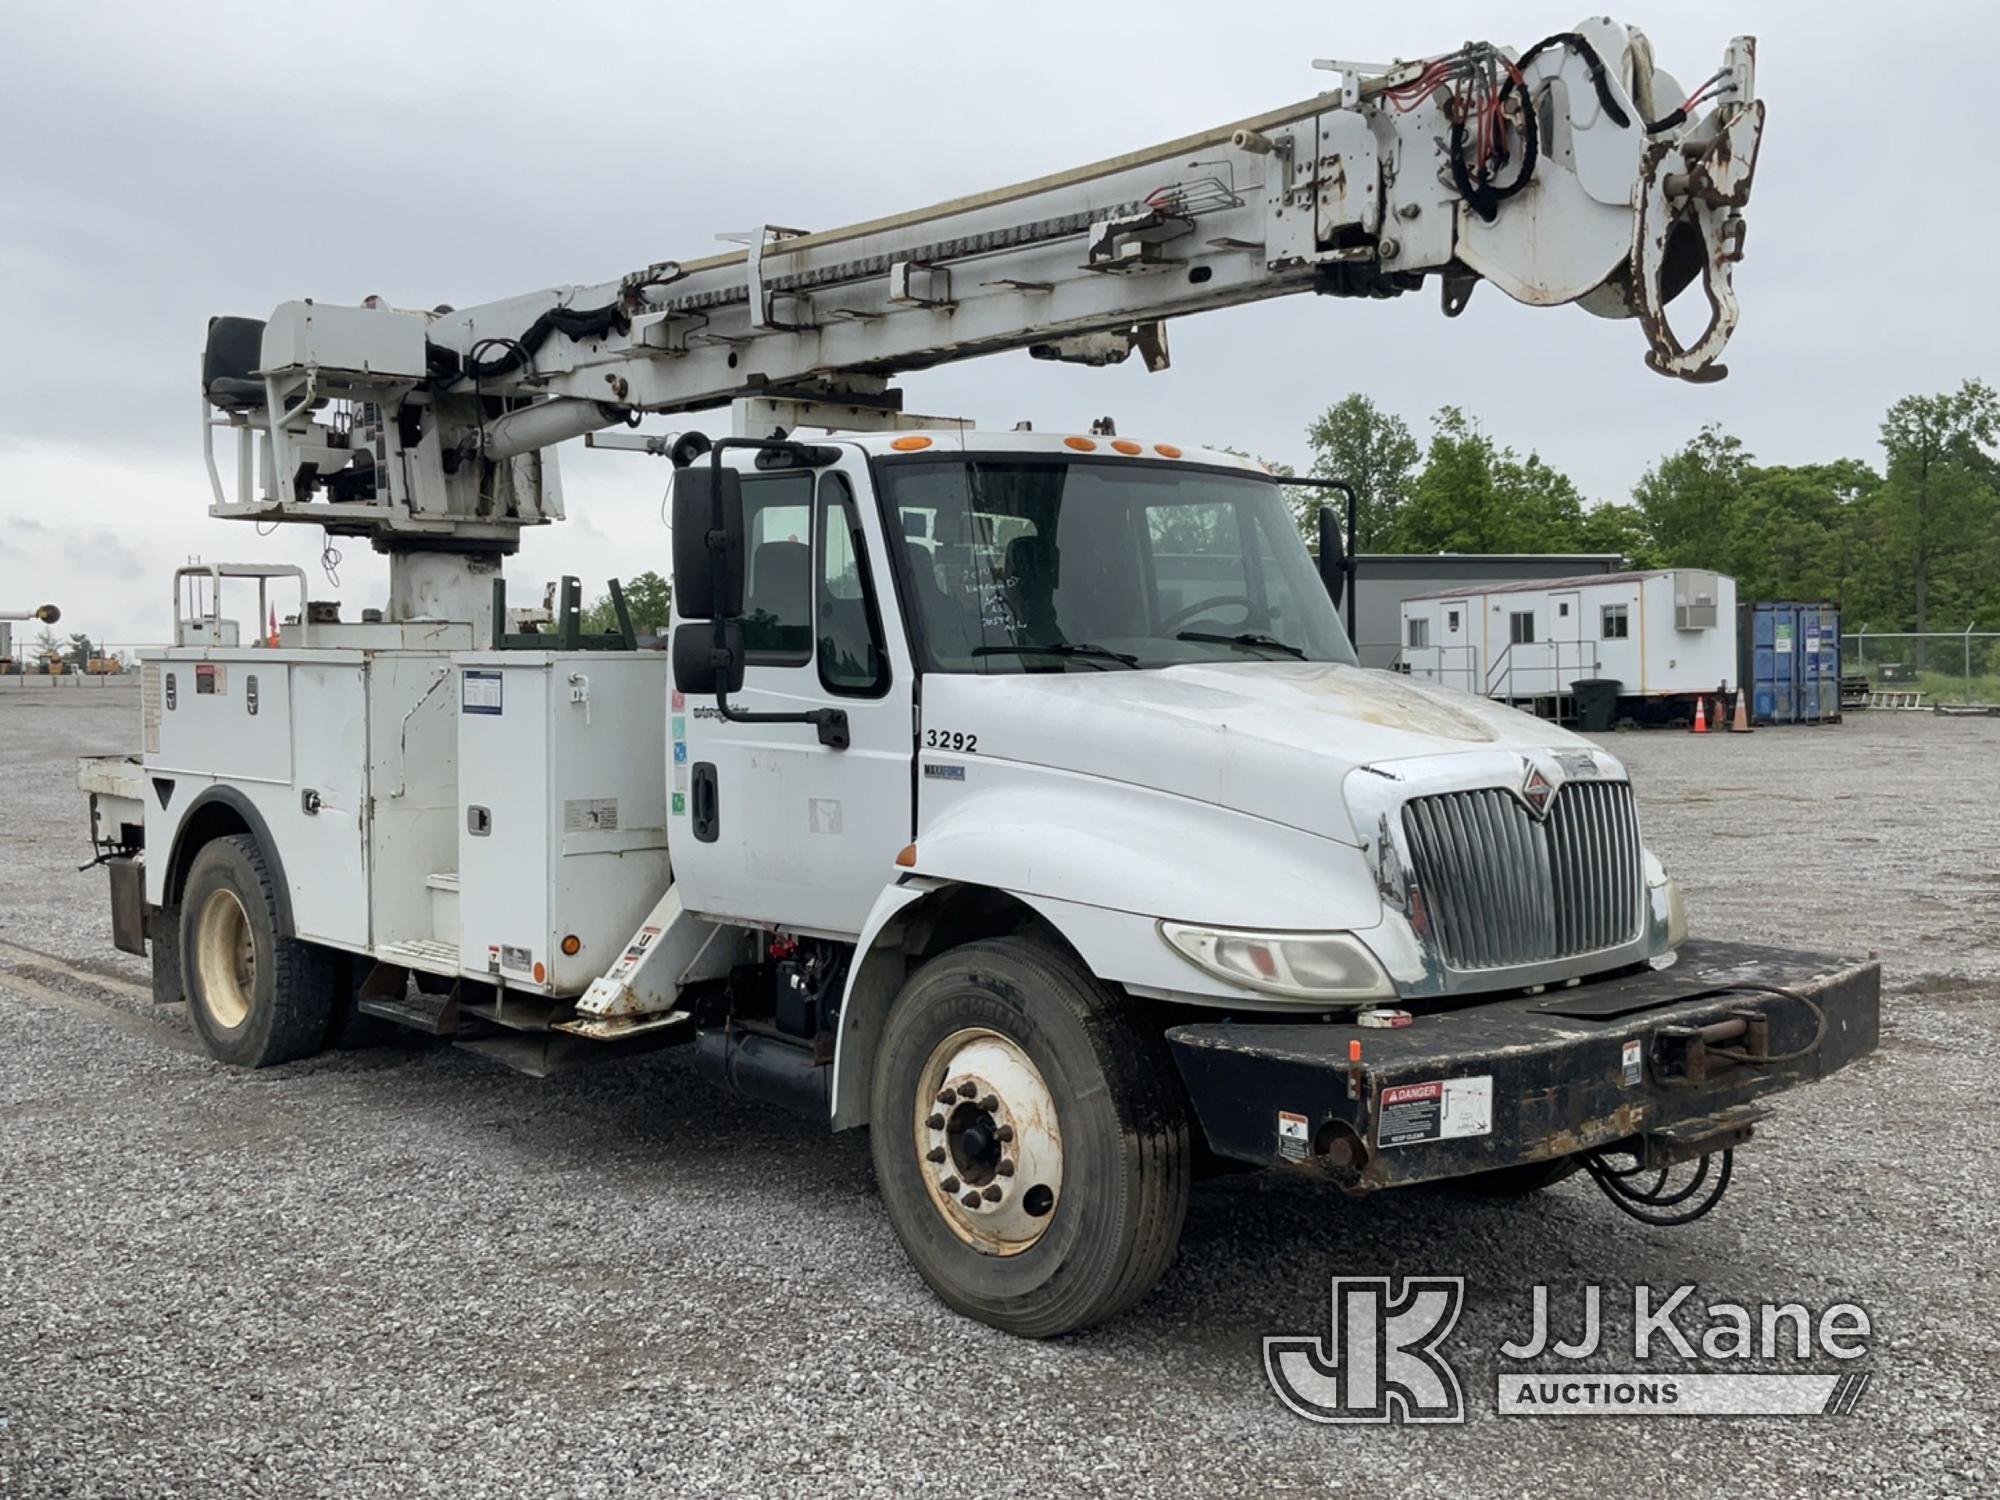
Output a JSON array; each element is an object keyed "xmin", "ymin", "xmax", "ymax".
[{"xmin": 739, "ymin": 474, "xmax": 814, "ymax": 663}]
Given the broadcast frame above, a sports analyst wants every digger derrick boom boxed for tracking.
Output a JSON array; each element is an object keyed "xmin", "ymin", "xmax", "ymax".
[{"xmin": 200, "ymin": 17, "xmax": 1763, "ymax": 545}]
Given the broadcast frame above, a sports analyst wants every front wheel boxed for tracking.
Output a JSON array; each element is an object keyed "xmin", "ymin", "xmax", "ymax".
[{"xmin": 868, "ymin": 937, "xmax": 1190, "ymax": 1338}]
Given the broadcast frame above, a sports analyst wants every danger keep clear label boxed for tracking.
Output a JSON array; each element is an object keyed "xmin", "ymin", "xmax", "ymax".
[{"xmin": 1377, "ymin": 1075, "xmax": 1494, "ymax": 1148}]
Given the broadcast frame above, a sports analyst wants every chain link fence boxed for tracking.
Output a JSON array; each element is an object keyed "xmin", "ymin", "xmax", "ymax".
[{"xmin": 1849, "ymin": 631, "xmax": 2000, "ymax": 706}]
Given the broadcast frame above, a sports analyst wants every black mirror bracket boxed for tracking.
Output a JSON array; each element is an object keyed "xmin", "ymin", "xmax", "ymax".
[{"xmin": 714, "ymin": 695, "xmax": 850, "ymax": 750}]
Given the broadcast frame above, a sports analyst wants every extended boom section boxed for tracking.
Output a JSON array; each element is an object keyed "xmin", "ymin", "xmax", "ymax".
[{"xmin": 202, "ymin": 18, "xmax": 1761, "ymax": 548}]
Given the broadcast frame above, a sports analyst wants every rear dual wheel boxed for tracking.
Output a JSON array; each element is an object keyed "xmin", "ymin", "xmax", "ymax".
[
  {"xmin": 870, "ymin": 938, "xmax": 1191, "ymax": 1338},
  {"xmin": 180, "ymin": 834, "xmax": 335, "ymax": 1067}
]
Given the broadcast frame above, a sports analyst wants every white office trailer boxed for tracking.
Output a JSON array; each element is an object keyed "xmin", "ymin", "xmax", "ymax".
[{"xmin": 1398, "ymin": 569, "xmax": 1738, "ymax": 722}]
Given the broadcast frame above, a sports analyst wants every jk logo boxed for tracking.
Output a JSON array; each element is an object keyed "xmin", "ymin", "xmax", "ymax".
[{"xmin": 1264, "ymin": 1277, "xmax": 1466, "ymax": 1424}]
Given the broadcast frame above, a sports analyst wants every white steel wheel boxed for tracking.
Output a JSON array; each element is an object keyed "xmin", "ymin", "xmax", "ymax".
[
  {"xmin": 869, "ymin": 936, "xmax": 1191, "ymax": 1338},
  {"xmin": 193, "ymin": 887, "xmax": 256, "ymax": 1031},
  {"xmin": 913, "ymin": 1028, "xmax": 1064, "ymax": 1256}
]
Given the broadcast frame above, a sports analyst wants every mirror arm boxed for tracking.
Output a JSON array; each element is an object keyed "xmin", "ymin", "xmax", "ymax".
[{"xmin": 713, "ymin": 695, "xmax": 851, "ymax": 749}]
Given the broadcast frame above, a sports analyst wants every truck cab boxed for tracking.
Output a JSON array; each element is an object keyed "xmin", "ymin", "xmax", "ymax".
[{"xmin": 672, "ymin": 430, "xmax": 1684, "ymax": 1003}]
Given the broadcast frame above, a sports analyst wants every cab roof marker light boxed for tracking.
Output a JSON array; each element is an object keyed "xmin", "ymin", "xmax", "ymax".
[
  {"xmin": 1063, "ymin": 436, "xmax": 1098, "ymax": 452},
  {"xmin": 890, "ymin": 435, "xmax": 933, "ymax": 452},
  {"xmin": 1152, "ymin": 443, "xmax": 1182, "ymax": 459},
  {"xmin": 1110, "ymin": 439, "xmax": 1142, "ymax": 455}
]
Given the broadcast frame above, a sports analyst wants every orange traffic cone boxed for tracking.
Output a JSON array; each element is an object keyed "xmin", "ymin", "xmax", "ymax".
[
  {"xmin": 1691, "ymin": 696, "xmax": 1710, "ymax": 734},
  {"xmin": 1729, "ymin": 691, "xmax": 1754, "ymax": 734}
]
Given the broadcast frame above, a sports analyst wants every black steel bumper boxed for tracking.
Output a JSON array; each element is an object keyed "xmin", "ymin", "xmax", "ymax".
[{"xmin": 1165, "ymin": 940, "xmax": 1880, "ymax": 1190}]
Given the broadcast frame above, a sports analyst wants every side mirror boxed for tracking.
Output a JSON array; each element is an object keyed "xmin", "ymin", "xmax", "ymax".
[
  {"xmin": 34, "ymin": 604, "xmax": 61, "ymax": 625},
  {"xmin": 672, "ymin": 619, "xmax": 745, "ymax": 697},
  {"xmin": 1317, "ymin": 505, "xmax": 1346, "ymax": 609},
  {"xmin": 672, "ymin": 465, "xmax": 745, "ymax": 619}
]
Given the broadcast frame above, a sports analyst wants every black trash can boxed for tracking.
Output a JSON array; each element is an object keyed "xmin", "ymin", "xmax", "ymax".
[{"xmin": 1572, "ymin": 678, "xmax": 1622, "ymax": 732}]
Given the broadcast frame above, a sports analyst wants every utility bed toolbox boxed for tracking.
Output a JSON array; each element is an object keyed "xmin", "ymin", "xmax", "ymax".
[{"xmin": 1167, "ymin": 940, "xmax": 1880, "ymax": 1188}]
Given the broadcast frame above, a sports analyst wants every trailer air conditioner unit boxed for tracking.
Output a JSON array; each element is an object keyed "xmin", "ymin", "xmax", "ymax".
[{"xmin": 1674, "ymin": 570, "xmax": 1720, "ymax": 630}]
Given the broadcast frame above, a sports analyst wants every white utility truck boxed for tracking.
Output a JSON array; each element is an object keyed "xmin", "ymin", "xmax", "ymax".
[{"xmin": 80, "ymin": 21, "xmax": 1878, "ymax": 1337}]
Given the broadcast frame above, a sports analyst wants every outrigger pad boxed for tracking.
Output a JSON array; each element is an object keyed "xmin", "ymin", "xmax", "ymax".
[{"xmin": 1166, "ymin": 939, "xmax": 1880, "ymax": 1190}]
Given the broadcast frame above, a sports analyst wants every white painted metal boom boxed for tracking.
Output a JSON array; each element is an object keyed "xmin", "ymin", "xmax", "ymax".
[{"xmin": 200, "ymin": 17, "xmax": 1763, "ymax": 550}]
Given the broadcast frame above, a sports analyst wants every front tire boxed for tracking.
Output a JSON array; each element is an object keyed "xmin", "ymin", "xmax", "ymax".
[
  {"xmin": 179, "ymin": 834, "xmax": 334, "ymax": 1067},
  {"xmin": 869, "ymin": 937, "xmax": 1190, "ymax": 1338}
]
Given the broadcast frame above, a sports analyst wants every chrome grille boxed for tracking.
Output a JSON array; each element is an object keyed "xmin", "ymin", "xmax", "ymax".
[{"xmin": 1401, "ymin": 781, "xmax": 1643, "ymax": 971}]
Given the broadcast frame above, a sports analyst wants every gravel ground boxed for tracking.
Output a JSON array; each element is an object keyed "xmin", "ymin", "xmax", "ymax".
[{"xmin": 2, "ymin": 685, "xmax": 1996, "ymax": 1497}]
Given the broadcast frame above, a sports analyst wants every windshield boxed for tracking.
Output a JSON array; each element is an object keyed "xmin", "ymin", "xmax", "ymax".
[{"xmin": 879, "ymin": 457, "xmax": 1358, "ymax": 673}]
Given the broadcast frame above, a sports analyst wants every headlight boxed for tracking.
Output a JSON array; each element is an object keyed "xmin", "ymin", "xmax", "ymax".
[
  {"xmin": 1643, "ymin": 852, "xmax": 1688, "ymax": 951},
  {"xmin": 1158, "ymin": 922, "xmax": 1397, "ymax": 1004}
]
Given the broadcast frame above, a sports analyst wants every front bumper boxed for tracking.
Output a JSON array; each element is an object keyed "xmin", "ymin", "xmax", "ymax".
[{"xmin": 1166, "ymin": 939, "xmax": 1880, "ymax": 1190}]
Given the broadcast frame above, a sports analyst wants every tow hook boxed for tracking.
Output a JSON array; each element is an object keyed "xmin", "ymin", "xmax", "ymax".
[{"xmin": 1652, "ymin": 1010, "xmax": 1772, "ymax": 1083}]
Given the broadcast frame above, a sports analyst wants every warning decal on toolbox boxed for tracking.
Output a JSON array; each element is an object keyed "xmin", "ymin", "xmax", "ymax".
[
  {"xmin": 1377, "ymin": 1075, "xmax": 1493, "ymax": 1148},
  {"xmin": 1276, "ymin": 1110, "xmax": 1310, "ymax": 1161}
]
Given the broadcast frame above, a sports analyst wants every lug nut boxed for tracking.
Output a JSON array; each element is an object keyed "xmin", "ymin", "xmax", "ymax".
[
  {"xmin": 926, "ymin": 1113, "xmax": 945, "ymax": 1130},
  {"xmin": 996, "ymin": 1158, "xmax": 1015, "ymax": 1177},
  {"xmin": 978, "ymin": 1094, "xmax": 999, "ymax": 1112},
  {"xmin": 926, "ymin": 1147, "xmax": 947, "ymax": 1163},
  {"xmin": 936, "ymin": 1090, "xmax": 955, "ymax": 1106},
  {"xmin": 995, "ymin": 1124, "xmax": 1015, "ymax": 1143},
  {"xmin": 962, "ymin": 1192, "xmax": 982, "ymax": 1209},
  {"xmin": 958, "ymin": 1081, "xmax": 979, "ymax": 1099},
  {"xmin": 940, "ymin": 1175, "xmax": 960, "ymax": 1193},
  {"xmin": 982, "ymin": 1184, "xmax": 1002, "ymax": 1202}
]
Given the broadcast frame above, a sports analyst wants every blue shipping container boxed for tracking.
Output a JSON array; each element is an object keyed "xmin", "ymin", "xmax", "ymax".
[{"xmin": 1741, "ymin": 601, "xmax": 1842, "ymax": 725}]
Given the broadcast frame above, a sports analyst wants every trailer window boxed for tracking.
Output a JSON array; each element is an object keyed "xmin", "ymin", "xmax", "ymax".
[
  {"xmin": 1510, "ymin": 610, "xmax": 1536, "ymax": 645},
  {"xmin": 1602, "ymin": 603, "xmax": 1630, "ymax": 639},
  {"xmin": 1407, "ymin": 617, "xmax": 1429, "ymax": 648},
  {"xmin": 817, "ymin": 474, "xmax": 891, "ymax": 696},
  {"xmin": 740, "ymin": 474, "xmax": 814, "ymax": 663}
]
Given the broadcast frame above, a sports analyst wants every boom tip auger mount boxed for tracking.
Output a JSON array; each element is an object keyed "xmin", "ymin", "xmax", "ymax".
[{"xmin": 200, "ymin": 16, "xmax": 1762, "ymax": 561}]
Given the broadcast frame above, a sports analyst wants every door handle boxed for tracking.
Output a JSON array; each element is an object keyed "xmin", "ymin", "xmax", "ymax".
[{"xmin": 692, "ymin": 762, "xmax": 720, "ymax": 843}]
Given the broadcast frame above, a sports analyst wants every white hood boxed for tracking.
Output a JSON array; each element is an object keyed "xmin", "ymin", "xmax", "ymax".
[{"xmin": 922, "ymin": 662, "xmax": 1602, "ymax": 846}]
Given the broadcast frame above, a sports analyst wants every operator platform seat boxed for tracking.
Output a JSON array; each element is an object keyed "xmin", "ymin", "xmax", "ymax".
[{"xmin": 202, "ymin": 315, "xmax": 269, "ymax": 409}]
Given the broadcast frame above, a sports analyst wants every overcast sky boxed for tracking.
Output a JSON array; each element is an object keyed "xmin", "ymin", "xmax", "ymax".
[{"xmin": 1, "ymin": 1, "xmax": 1989, "ymax": 647}]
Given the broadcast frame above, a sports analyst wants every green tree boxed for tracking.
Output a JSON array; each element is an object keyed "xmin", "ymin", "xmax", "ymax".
[
  {"xmin": 1392, "ymin": 407, "xmax": 1585, "ymax": 553},
  {"xmin": 1574, "ymin": 501, "xmax": 1653, "ymax": 566},
  {"xmin": 1876, "ymin": 380, "xmax": 1998, "ymax": 637},
  {"xmin": 64, "ymin": 632, "xmax": 94, "ymax": 667},
  {"xmin": 581, "ymin": 570, "xmax": 673, "ymax": 639},
  {"xmin": 1730, "ymin": 460, "xmax": 1881, "ymax": 609},
  {"xmin": 1632, "ymin": 425, "xmax": 1750, "ymax": 570},
  {"xmin": 1304, "ymin": 394, "xmax": 1419, "ymax": 549}
]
